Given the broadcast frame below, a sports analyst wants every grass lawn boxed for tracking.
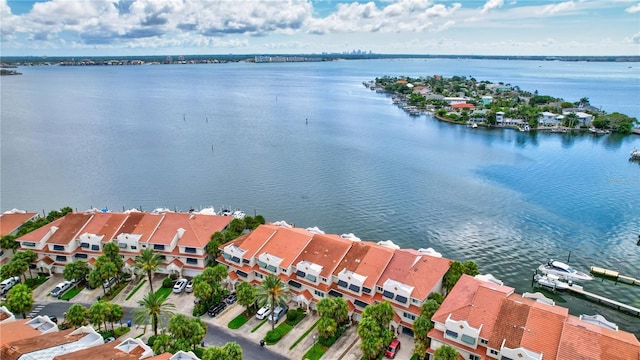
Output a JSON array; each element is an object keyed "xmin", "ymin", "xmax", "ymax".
[
  {"xmin": 228, "ymin": 314, "xmax": 249, "ymax": 329},
  {"xmin": 251, "ymin": 319, "xmax": 268, "ymax": 333},
  {"xmin": 302, "ymin": 342, "xmax": 328, "ymax": 360},
  {"xmin": 60, "ymin": 286, "xmax": 84, "ymax": 301},
  {"xmin": 155, "ymin": 287, "xmax": 172, "ymax": 301},
  {"xmin": 102, "ymin": 281, "xmax": 129, "ymax": 302},
  {"xmin": 25, "ymin": 275, "xmax": 48, "ymax": 290},
  {"xmin": 125, "ymin": 280, "xmax": 147, "ymax": 301},
  {"xmin": 265, "ymin": 322, "xmax": 293, "ymax": 345}
]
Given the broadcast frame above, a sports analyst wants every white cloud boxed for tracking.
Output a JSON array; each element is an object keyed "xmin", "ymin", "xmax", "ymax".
[
  {"xmin": 632, "ymin": 32, "xmax": 640, "ymax": 44},
  {"xmin": 538, "ymin": 1, "xmax": 575, "ymax": 15},
  {"xmin": 625, "ymin": 3, "xmax": 640, "ymax": 13},
  {"xmin": 480, "ymin": 0, "xmax": 504, "ymax": 14}
]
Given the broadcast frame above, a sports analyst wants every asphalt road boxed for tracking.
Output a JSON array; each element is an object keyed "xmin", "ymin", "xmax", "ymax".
[{"xmin": 32, "ymin": 302, "xmax": 289, "ymax": 360}]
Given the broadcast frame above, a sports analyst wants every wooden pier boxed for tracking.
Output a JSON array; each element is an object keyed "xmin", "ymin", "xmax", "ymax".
[
  {"xmin": 590, "ymin": 266, "xmax": 640, "ymax": 285},
  {"xmin": 565, "ymin": 283, "xmax": 640, "ymax": 317}
]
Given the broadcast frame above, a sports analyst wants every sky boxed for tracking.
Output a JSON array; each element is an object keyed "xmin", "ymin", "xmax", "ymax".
[{"xmin": 1, "ymin": 0, "xmax": 639, "ymax": 56}]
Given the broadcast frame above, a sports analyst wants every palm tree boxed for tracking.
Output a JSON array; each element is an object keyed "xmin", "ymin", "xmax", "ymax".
[
  {"xmin": 256, "ymin": 275, "xmax": 290, "ymax": 331},
  {"xmin": 134, "ymin": 248, "xmax": 162, "ymax": 293},
  {"xmin": 132, "ymin": 291, "xmax": 176, "ymax": 336}
]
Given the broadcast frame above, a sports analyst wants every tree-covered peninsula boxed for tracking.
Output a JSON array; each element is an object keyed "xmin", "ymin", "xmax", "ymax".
[{"xmin": 369, "ymin": 75, "xmax": 638, "ymax": 134}]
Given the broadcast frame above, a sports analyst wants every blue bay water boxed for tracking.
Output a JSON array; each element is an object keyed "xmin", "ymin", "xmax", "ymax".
[{"xmin": 1, "ymin": 59, "xmax": 639, "ymax": 335}]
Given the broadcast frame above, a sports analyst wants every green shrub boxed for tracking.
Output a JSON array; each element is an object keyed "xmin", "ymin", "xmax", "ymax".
[
  {"xmin": 194, "ymin": 347, "xmax": 204, "ymax": 358},
  {"xmin": 285, "ymin": 308, "xmax": 306, "ymax": 326},
  {"xmin": 147, "ymin": 335, "xmax": 157, "ymax": 346},
  {"xmin": 319, "ymin": 326, "xmax": 346, "ymax": 347},
  {"xmin": 169, "ymin": 273, "xmax": 178, "ymax": 281},
  {"xmin": 162, "ymin": 278, "xmax": 174, "ymax": 288},
  {"xmin": 265, "ymin": 330, "xmax": 282, "ymax": 343},
  {"xmin": 114, "ymin": 326, "xmax": 130, "ymax": 337}
]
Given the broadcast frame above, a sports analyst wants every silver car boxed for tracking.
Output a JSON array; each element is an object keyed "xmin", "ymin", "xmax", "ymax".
[{"xmin": 173, "ymin": 278, "xmax": 188, "ymax": 293}]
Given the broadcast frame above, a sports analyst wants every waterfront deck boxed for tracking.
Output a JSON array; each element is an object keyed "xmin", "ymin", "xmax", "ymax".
[
  {"xmin": 566, "ymin": 283, "xmax": 640, "ymax": 317},
  {"xmin": 590, "ymin": 266, "xmax": 640, "ymax": 285}
]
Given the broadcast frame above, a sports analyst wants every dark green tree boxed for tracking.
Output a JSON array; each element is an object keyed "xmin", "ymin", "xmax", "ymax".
[
  {"xmin": 6, "ymin": 284, "xmax": 33, "ymax": 318},
  {"xmin": 168, "ymin": 314, "xmax": 207, "ymax": 352},
  {"xmin": 134, "ymin": 248, "xmax": 162, "ymax": 293},
  {"xmin": 434, "ymin": 344, "xmax": 459, "ymax": 360},
  {"xmin": 65, "ymin": 303, "xmax": 89, "ymax": 328},
  {"xmin": 63, "ymin": 261, "xmax": 90, "ymax": 288},
  {"xmin": 0, "ymin": 235, "xmax": 19, "ymax": 255},
  {"xmin": 132, "ymin": 291, "xmax": 176, "ymax": 335},
  {"xmin": 236, "ymin": 281, "xmax": 257, "ymax": 315},
  {"xmin": 256, "ymin": 275, "xmax": 290, "ymax": 331}
]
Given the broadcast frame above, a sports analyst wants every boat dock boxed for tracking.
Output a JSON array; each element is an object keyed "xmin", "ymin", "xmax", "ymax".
[
  {"xmin": 564, "ymin": 284, "xmax": 640, "ymax": 317},
  {"xmin": 590, "ymin": 266, "xmax": 640, "ymax": 285}
]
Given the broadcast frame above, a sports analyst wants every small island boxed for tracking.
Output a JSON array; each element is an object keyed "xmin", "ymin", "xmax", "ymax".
[
  {"xmin": 0, "ymin": 68, "xmax": 22, "ymax": 76},
  {"xmin": 366, "ymin": 75, "xmax": 639, "ymax": 134}
]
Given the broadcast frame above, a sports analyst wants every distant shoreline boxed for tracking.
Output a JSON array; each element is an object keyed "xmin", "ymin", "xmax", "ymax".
[{"xmin": 1, "ymin": 53, "xmax": 639, "ymax": 66}]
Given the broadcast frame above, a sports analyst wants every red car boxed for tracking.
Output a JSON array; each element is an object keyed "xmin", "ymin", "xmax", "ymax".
[{"xmin": 385, "ymin": 338, "xmax": 401, "ymax": 358}]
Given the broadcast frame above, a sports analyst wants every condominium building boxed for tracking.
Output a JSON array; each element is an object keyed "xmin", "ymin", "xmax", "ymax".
[
  {"xmin": 0, "ymin": 209, "xmax": 39, "ymax": 265},
  {"xmin": 428, "ymin": 274, "xmax": 640, "ymax": 360},
  {"xmin": 218, "ymin": 223, "xmax": 452, "ymax": 335},
  {"xmin": 15, "ymin": 209, "xmax": 233, "ymax": 277}
]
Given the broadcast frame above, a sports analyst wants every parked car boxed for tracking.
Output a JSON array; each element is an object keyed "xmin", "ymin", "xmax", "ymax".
[
  {"xmin": 207, "ymin": 302, "xmax": 227, "ymax": 317},
  {"xmin": 104, "ymin": 336, "xmax": 116, "ymax": 343},
  {"xmin": 50, "ymin": 281, "xmax": 72, "ymax": 298},
  {"xmin": 103, "ymin": 277, "xmax": 116, "ymax": 288},
  {"xmin": 173, "ymin": 278, "xmax": 188, "ymax": 293},
  {"xmin": 255, "ymin": 305, "xmax": 271, "ymax": 320},
  {"xmin": 47, "ymin": 315, "xmax": 58, "ymax": 324},
  {"xmin": 225, "ymin": 292, "xmax": 237, "ymax": 304},
  {"xmin": 185, "ymin": 280, "xmax": 193, "ymax": 293},
  {"xmin": 268, "ymin": 305, "xmax": 288, "ymax": 323},
  {"xmin": 385, "ymin": 338, "xmax": 401, "ymax": 359},
  {"xmin": 0, "ymin": 276, "xmax": 20, "ymax": 294}
]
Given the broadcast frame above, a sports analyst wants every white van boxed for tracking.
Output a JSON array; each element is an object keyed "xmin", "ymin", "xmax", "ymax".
[{"xmin": 50, "ymin": 281, "xmax": 72, "ymax": 298}]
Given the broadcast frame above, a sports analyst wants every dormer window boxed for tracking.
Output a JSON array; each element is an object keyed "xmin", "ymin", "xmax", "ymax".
[
  {"xmin": 338, "ymin": 280, "xmax": 348, "ymax": 288},
  {"xmin": 296, "ymin": 270, "xmax": 306, "ymax": 278},
  {"xmin": 91, "ymin": 245, "xmax": 100, "ymax": 251},
  {"xmin": 395, "ymin": 294, "xmax": 408, "ymax": 304},
  {"xmin": 383, "ymin": 290, "xmax": 394, "ymax": 299},
  {"xmin": 80, "ymin": 243, "xmax": 89, "ymax": 248},
  {"xmin": 53, "ymin": 245, "xmax": 64, "ymax": 251},
  {"xmin": 348, "ymin": 284, "xmax": 361, "ymax": 293}
]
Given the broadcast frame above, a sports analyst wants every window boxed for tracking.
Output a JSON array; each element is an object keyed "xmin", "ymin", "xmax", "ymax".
[
  {"xmin": 403, "ymin": 312, "xmax": 416, "ymax": 320},
  {"xmin": 490, "ymin": 349, "xmax": 499, "ymax": 356},
  {"xmin": 254, "ymin": 272, "xmax": 263, "ymax": 279},
  {"xmin": 395, "ymin": 295, "xmax": 408, "ymax": 304},
  {"xmin": 236, "ymin": 270, "xmax": 248, "ymax": 278},
  {"xmin": 118, "ymin": 243, "xmax": 127, "ymax": 249},
  {"xmin": 321, "ymin": 277, "xmax": 327, "ymax": 283},
  {"xmin": 258, "ymin": 261, "xmax": 267, "ymax": 269},
  {"xmin": 412, "ymin": 298, "xmax": 420, "ymax": 304},
  {"xmin": 288, "ymin": 280, "xmax": 302, "ymax": 288},
  {"xmin": 383, "ymin": 290, "xmax": 394, "ymax": 299},
  {"xmin": 184, "ymin": 247, "xmax": 196, "ymax": 254},
  {"xmin": 131, "ymin": 245, "xmax": 137, "ymax": 250},
  {"xmin": 480, "ymin": 339, "xmax": 489, "ymax": 345},
  {"xmin": 363, "ymin": 287, "xmax": 371, "ymax": 294},
  {"xmin": 296, "ymin": 270, "xmax": 306, "ymax": 278},
  {"xmin": 223, "ymin": 253, "xmax": 232, "ymax": 260},
  {"xmin": 445, "ymin": 329, "xmax": 458, "ymax": 339},
  {"xmin": 242, "ymin": 259, "xmax": 250, "ymax": 264},
  {"xmin": 328, "ymin": 290, "xmax": 343, "ymax": 297},
  {"xmin": 306, "ymin": 274, "xmax": 317, "ymax": 282},
  {"xmin": 0, "ymin": 250, "xmax": 4, "ymax": 257},
  {"xmin": 53, "ymin": 245, "xmax": 65, "ymax": 251},
  {"xmin": 376, "ymin": 286, "xmax": 383, "ymax": 292},
  {"xmin": 348, "ymin": 284, "xmax": 360, "ymax": 293},
  {"xmin": 80, "ymin": 242, "xmax": 89, "ymax": 248},
  {"xmin": 267, "ymin": 264, "xmax": 277, "ymax": 273},
  {"xmin": 231, "ymin": 256, "xmax": 240, "ymax": 263},
  {"xmin": 153, "ymin": 244, "xmax": 165, "ymax": 251},
  {"xmin": 337, "ymin": 280, "xmax": 348, "ymax": 288},
  {"xmin": 74, "ymin": 253, "xmax": 88, "ymax": 259},
  {"xmin": 354, "ymin": 299, "xmax": 369, "ymax": 308},
  {"xmin": 23, "ymin": 242, "xmax": 36, "ymax": 247},
  {"xmin": 314, "ymin": 290, "xmax": 325, "ymax": 297},
  {"xmin": 281, "ymin": 268, "xmax": 287, "ymax": 273},
  {"xmin": 159, "ymin": 255, "xmax": 166, "ymax": 260},
  {"xmin": 91, "ymin": 245, "xmax": 100, "ymax": 251},
  {"xmin": 500, "ymin": 357, "xmax": 514, "ymax": 360},
  {"xmin": 461, "ymin": 334, "xmax": 476, "ymax": 346},
  {"xmin": 55, "ymin": 255, "xmax": 67, "ymax": 262},
  {"xmin": 186, "ymin": 258, "xmax": 198, "ymax": 265},
  {"xmin": 469, "ymin": 355, "xmax": 480, "ymax": 360}
]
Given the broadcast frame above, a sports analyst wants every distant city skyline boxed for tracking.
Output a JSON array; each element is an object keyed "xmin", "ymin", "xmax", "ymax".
[{"xmin": 1, "ymin": 0, "xmax": 639, "ymax": 57}]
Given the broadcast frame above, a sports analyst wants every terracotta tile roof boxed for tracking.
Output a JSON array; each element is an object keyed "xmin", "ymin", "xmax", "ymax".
[
  {"xmin": 78, "ymin": 213, "xmax": 128, "ymax": 242},
  {"xmin": 45, "ymin": 213, "xmax": 93, "ymax": 245},
  {"xmin": 0, "ymin": 319, "xmax": 42, "ymax": 344},
  {"xmin": 17, "ymin": 217, "xmax": 65, "ymax": 242},
  {"xmin": 557, "ymin": 316, "xmax": 640, "ymax": 360},
  {"xmin": 125, "ymin": 258, "xmax": 135, "ymax": 265},
  {"xmin": 0, "ymin": 212, "xmax": 37, "ymax": 236},
  {"xmin": 115, "ymin": 212, "xmax": 164, "ymax": 243},
  {"xmin": 257, "ymin": 226, "xmax": 312, "ymax": 268},
  {"xmin": 167, "ymin": 258, "xmax": 184, "ymax": 268},
  {"xmin": 40, "ymin": 256, "xmax": 55, "ymax": 265},
  {"xmin": 377, "ymin": 249, "xmax": 451, "ymax": 300},
  {"xmin": 222, "ymin": 225, "xmax": 277, "ymax": 258},
  {"xmin": 52, "ymin": 341, "xmax": 146, "ymax": 360},
  {"xmin": 292, "ymin": 233, "xmax": 352, "ymax": 278},
  {"xmin": 520, "ymin": 304, "xmax": 566, "ymax": 359},
  {"xmin": 452, "ymin": 103, "xmax": 475, "ymax": 109},
  {"xmin": 334, "ymin": 241, "xmax": 394, "ymax": 290},
  {"xmin": 147, "ymin": 353, "xmax": 172, "ymax": 360},
  {"xmin": 427, "ymin": 328, "xmax": 485, "ymax": 359},
  {"xmin": 182, "ymin": 213, "xmax": 233, "ymax": 248},
  {"xmin": 488, "ymin": 297, "xmax": 531, "ymax": 349},
  {"xmin": 0, "ymin": 328, "xmax": 80, "ymax": 360}
]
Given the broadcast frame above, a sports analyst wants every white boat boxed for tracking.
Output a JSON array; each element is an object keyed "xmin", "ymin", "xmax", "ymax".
[
  {"xmin": 534, "ymin": 273, "xmax": 572, "ymax": 290},
  {"xmin": 232, "ymin": 210, "xmax": 246, "ymax": 220},
  {"xmin": 538, "ymin": 260, "xmax": 593, "ymax": 282}
]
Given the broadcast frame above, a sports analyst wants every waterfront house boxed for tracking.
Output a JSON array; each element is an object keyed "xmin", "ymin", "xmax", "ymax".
[
  {"xmin": 427, "ymin": 274, "xmax": 640, "ymax": 360},
  {"xmin": 452, "ymin": 103, "xmax": 476, "ymax": 111},
  {"xmin": 495, "ymin": 111, "xmax": 505, "ymax": 124},
  {"xmin": 218, "ymin": 223, "xmax": 451, "ymax": 336},
  {"xmin": 539, "ymin": 111, "xmax": 564, "ymax": 127},
  {"xmin": 562, "ymin": 110, "xmax": 594, "ymax": 126},
  {"xmin": 444, "ymin": 97, "xmax": 467, "ymax": 105},
  {"xmin": 15, "ymin": 209, "xmax": 232, "ymax": 277},
  {"xmin": 0, "ymin": 209, "xmax": 39, "ymax": 265},
  {"xmin": 481, "ymin": 96, "xmax": 493, "ymax": 106}
]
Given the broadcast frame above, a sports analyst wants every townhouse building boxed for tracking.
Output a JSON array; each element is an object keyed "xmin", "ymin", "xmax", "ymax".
[
  {"xmin": 15, "ymin": 209, "xmax": 232, "ymax": 277},
  {"xmin": 218, "ymin": 223, "xmax": 451, "ymax": 336},
  {"xmin": 0, "ymin": 209, "xmax": 39, "ymax": 265},
  {"xmin": 428, "ymin": 274, "xmax": 640, "ymax": 360}
]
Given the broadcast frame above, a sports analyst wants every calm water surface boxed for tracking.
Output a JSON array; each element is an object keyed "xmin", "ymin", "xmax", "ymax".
[{"xmin": 2, "ymin": 59, "xmax": 639, "ymax": 335}]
